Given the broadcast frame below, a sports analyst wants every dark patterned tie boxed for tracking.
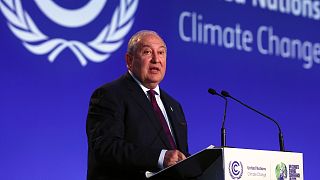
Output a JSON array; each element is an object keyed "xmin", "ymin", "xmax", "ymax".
[{"xmin": 148, "ymin": 90, "xmax": 176, "ymax": 149}]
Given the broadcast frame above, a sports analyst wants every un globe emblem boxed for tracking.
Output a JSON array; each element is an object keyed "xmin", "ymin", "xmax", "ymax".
[{"xmin": 0, "ymin": 0, "xmax": 139, "ymax": 66}]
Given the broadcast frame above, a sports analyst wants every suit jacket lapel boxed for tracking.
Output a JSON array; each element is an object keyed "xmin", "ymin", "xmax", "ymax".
[{"xmin": 123, "ymin": 73, "xmax": 173, "ymax": 149}]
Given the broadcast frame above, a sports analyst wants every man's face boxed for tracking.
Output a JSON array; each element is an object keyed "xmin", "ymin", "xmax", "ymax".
[{"xmin": 126, "ymin": 34, "xmax": 167, "ymax": 89}]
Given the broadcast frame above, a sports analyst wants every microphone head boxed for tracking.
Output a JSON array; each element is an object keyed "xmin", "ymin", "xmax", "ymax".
[
  {"xmin": 221, "ymin": 90, "xmax": 230, "ymax": 97},
  {"xmin": 208, "ymin": 88, "xmax": 217, "ymax": 95}
]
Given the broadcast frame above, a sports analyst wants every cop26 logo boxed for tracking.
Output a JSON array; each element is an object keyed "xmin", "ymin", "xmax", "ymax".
[
  {"xmin": 0, "ymin": 0, "xmax": 138, "ymax": 66},
  {"xmin": 275, "ymin": 162, "xmax": 288, "ymax": 180}
]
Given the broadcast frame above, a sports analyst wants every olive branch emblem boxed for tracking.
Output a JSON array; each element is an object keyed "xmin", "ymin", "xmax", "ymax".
[{"xmin": 0, "ymin": 0, "xmax": 139, "ymax": 66}]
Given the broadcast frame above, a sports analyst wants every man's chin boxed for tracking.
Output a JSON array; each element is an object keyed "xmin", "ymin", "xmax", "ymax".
[{"xmin": 145, "ymin": 78, "xmax": 163, "ymax": 87}]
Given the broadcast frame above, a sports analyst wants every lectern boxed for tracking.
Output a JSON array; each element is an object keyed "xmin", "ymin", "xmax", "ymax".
[{"xmin": 147, "ymin": 147, "xmax": 303, "ymax": 180}]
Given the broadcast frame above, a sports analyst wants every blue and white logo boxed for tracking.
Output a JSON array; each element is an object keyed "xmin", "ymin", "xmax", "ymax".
[
  {"xmin": 0, "ymin": 0, "xmax": 139, "ymax": 66},
  {"xmin": 229, "ymin": 161, "xmax": 243, "ymax": 179}
]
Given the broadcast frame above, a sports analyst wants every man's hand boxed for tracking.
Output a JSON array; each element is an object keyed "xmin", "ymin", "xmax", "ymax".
[{"xmin": 163, "ymin": 150, "xmax": 186, "ymax": 168}]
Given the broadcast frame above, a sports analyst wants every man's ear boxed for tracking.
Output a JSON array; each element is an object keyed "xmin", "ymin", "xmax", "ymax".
[{"xmin": 125, "ymin": 53, "xmax": 133, "ymax": 69}]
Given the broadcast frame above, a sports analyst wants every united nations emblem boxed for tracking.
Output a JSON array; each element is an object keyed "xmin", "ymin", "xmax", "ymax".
[
  {"xmin": 0, "ymin": 0, "xmax": 139, "ymax": 66},
  {"xmin": 229, "ymin": 161, "xmax": 243, "ymax": 179}
]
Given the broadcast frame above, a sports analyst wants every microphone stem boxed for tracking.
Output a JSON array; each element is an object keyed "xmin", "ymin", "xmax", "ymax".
[
  {"xmin": 229, "ymin": 95, "xmax": 285, "ymax": 151},
  {"xmin": 221, "ymin": 98, "xmax": 228, "ymax": 147},
  {"xmin": 229, "ymin": 96, "xmax": 281, "ymax": 131},
  {"xmin": 221, "ymin": 127, "xmax": 226, "ymax": 147},
  {"xmin": 222, "ymin": 98, "xmax": 228, "ymax": 128},
  {"xmin": 279, "ymin": 132, "xmax": 285, "ymax": 152}
]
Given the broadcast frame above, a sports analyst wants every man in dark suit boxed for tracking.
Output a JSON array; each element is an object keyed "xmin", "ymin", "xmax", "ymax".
[{"xmin": 86, "ymin": 30, "xmax": 189, "ymax": 180}]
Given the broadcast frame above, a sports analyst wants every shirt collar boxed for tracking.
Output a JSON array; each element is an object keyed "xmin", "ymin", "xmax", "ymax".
[{"xmin": 128, "ymin": 70, "xmax": 161, "ymax": 96}]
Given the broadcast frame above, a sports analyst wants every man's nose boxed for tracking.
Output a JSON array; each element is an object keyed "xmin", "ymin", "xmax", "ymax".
[{"xmin": 151, "ymin": 53, "xmax": 160, "ymax": 63}]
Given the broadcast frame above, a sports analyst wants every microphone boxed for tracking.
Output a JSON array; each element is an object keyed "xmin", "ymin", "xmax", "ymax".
[
  {"xmin": 208, "ymin": 88, "xmax": 228, "ymax": 147},
  {"xmin": 221, "ymin": 90, "xmax": 285, "ymax": 151}
]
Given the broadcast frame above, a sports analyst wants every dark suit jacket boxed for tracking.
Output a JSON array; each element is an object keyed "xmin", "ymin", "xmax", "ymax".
[{"xmin": 86, "ymin": 72, "xmax": 189, "ymax": 180}]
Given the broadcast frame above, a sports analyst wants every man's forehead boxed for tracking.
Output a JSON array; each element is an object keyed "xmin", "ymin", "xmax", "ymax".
[
  {"xmin": 138, "ymin": 33, "xmax": 164, "ymax": 43},
  {"xmin": 138, "ymin": 37, "xmax": 165, "ymax": 49},
  {"xmin": 140, "ymin": 42, "xmax": 166, "ymax": 49}
]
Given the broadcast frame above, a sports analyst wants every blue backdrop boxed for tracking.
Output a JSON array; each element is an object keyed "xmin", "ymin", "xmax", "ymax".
[{"xmin": 0, "ymin": 0, "xmax": 318, "ymax": 179}]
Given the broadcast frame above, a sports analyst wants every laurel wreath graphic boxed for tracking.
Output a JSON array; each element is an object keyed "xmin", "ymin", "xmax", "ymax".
[{"xmin": 0, "ymin": 0, "xmax": 138, "ymax": 66}]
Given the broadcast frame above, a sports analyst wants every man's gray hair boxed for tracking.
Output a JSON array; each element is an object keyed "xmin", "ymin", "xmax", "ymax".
[{"xmin": 127, "ymin": 30, "xmax": 166, "ymax": 55}]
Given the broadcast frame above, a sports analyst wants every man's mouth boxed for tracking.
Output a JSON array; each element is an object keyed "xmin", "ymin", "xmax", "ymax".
[{"xmin": 149, "ymin": 67, "xmax": 160, "ymax": 72}]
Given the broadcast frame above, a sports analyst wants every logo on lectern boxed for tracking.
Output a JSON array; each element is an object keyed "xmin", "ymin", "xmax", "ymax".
[
  {"xmin": 0, "ymin": 0, "xmax": 139, "ymax": 66},
  {"xmin": 275, "ymin": 163, "xmax": 301, "ymax": 180},
  {"xmin": 229, "ymin": 161, "xmax": 243, "ymax": 179},
  {"xmin": 275, "ymin": 162, "xmax": 288, "ymax": 180}
]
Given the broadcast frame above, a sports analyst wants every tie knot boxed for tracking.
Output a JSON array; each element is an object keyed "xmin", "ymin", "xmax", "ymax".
[{"xmin": 148, "ymin": 89, "xmax": 156, "ymax": 97}]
